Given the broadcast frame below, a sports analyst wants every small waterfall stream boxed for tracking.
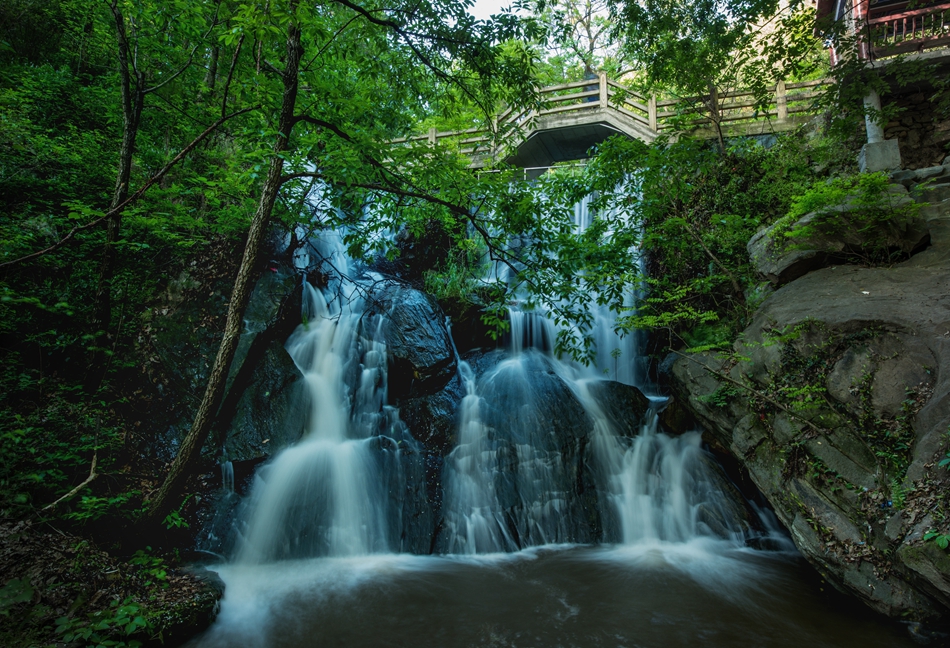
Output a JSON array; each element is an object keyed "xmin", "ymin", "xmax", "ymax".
[{"xmin": 236, "ymin": 281, "xmax": 391, "ymax": 562}]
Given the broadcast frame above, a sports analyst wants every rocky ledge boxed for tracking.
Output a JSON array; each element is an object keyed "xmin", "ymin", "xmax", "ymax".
[{"xmin": 669, "ymin": 184, "xmax": 950, "ymax": 620}]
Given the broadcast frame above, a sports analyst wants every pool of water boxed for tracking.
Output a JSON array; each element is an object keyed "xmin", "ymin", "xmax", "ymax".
[{"xmin": 189, "ymin": 540, "xmax": 914, "ymax": 648}]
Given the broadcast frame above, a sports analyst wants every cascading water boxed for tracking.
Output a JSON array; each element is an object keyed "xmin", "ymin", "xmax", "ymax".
[
  {"xmin": 437, "ymin": 361, "xmax": 515, "ymax": 554},
  {"xmin": 236, "ymin": 281, "xmax": 390, "ymax": 562},
  {"xmin": 232, "ymin": 230, "xmax": 413, "ymax": 563},
  {"xmin": 191, "ymin": 197, "xmax": 915, "ymax": 648}
]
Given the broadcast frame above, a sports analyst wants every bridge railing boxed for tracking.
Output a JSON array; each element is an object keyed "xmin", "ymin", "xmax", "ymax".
[
  {"xmin": 862, "ymin": 2, "xmax": 950, "ymax": 59},
  {"xmin": 389, "ymin": 74, "xmax": 833, "ymax": 160}
]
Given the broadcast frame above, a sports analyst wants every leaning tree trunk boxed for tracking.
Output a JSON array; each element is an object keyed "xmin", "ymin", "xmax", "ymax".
[{"xmin": 144, "ymin": 15, "xmax": 303, "ymax": 526}]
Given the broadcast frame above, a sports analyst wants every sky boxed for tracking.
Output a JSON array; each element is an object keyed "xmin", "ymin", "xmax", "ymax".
[{"xmin": 468, "ymin": 0, "xmax": 517, "ymax": 21}]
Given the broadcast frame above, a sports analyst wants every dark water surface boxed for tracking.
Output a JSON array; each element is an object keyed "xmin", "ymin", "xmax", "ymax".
[{"xmin": 190, "ymin": 541, "xmax": 914, "ymax": 648}]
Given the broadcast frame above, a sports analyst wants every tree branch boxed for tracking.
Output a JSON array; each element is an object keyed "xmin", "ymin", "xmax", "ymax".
[
  {"xmin": 41, "ymin": 453, "xmax": 98, "ymax": 512},
  {"xmin": 0, "ymin": 106, "xmax": 257, "ymax": 273},
  {"xmin": 144, "ymin": 0, "xmax": 223, "ymax": 94},
  {"xmin": 221, "ymin": 35, "xmax": 245, "ymax": 118}
]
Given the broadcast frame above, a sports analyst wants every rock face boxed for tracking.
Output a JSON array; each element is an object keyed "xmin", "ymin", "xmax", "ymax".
[
  {"xmin": 146, "ymin": 253, "xmax": 305, "ymax": 465},
  {"xmin": 434, "ymin": 350, "xmax": 604, "ymax": 548},
  {"xmin": 369, "ymin": 282, "xmax": 457, "ymax": 401},
  {"xmin": 670, "ymin": 194, "xmax": 950, "ymax": 619},
  {"xmin": 748, "ymin": 184, "xmax": 930, "ymax": 287},
  {"xmin": 585, "ymin": 379, "xmax": 653, "ymax": 438}
]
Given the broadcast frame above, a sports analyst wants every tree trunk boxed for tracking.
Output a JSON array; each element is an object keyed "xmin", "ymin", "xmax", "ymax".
[
  {"xmin": 706, "ymin": 81, "xmax": 726, "ymax": 155},
  {"xmin": 87, "ymin": 3, "xmax": 144, "ymax": 392},
  {"xmin": 144, "ymin": 13, "xmax": 303, "ymax": 526}
]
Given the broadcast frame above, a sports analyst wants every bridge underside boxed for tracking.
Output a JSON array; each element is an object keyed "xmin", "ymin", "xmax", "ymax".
[
  {"xmin": 497, "ymin": 107, "xmax": 658, "ymax": 172},
  {"xmin": 506, "ymin": 122, "xmax": 627, "ymax": 172}
]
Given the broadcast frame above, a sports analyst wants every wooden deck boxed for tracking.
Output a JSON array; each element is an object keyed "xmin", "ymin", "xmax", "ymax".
[{"xmin": 391, "ymin": 74, "xmax": 833, "ymax": 169}]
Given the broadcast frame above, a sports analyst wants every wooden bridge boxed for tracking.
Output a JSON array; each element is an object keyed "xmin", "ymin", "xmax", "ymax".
[{"xmin": 392, "ymin": 73, "xmax": 831, "ymax": 170}]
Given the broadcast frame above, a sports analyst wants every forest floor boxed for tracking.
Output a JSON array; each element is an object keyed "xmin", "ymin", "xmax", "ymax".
[{"xmin": 0, "ymin": 519, "xmax": 221, "ymax": 647}]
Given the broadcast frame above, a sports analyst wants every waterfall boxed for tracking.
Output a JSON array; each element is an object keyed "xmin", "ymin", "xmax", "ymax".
[
  {"xmin": 227, "ymin": 194, "xmax": 756, "ymax": 565},
  {"xmin": 433, "ymin": 191, "xmax": 752, "ymax": 554},
  {"xmin": 437, "ymin": 362, "xmax": 516, "ymax": 554},
  {"xmin": 235, "ymin": 245, "xmax": 395, "ymax": 563}
]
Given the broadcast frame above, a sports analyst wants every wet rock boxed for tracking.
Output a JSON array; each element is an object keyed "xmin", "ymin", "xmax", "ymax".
[
  {"xmin": 146, "ymin": 256, "xmax": 303, "ymax": 464},
  {"xmin": 399, "ymin": 373, "xmax": 464, "ymax": 456},
  {"xmin": 370, "ymin": 283, "xmax": 456, "ymax": 400},
  {"xmin": 658, "ymin": 396, "xmax": 697, "ymax": 434},
  {"xmin": 442, "ymin": 349, "xmax": 600, "ymax": 547},
  {"xmin": 585, "ymin": 380, "xmax": 652, "ymax": 437},
  {"xmin": 223, "ymin": 344, "xmax": 306, "ymax": 463}
]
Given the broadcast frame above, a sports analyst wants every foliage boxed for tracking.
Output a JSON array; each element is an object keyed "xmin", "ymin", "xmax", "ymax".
[
  {"xmin": 55, "ymin": 597, "xmax": 151, "ymax": 648},
  {"xmin": 767, "ymin": 172, "xmax": 922, "ymax": 264},
  {"xmin": 533, "ymin": 0, "xmax": 624, "ymax": 77},
  {"xmin": 924, "ymin": 530, "xmax": 950, "ymax": 550},
  {"xmin": 0, "ymin": 578, "xmax": 33, "ymax": 616},
  {"xmin": 574, "ymin": 131, "xmax": 854, "ymax": 352},
  {"xmin": 607, "ymin": 0, "xmax": 826, "ymax": 143},
  {"xmin": 129, "ymin": 547, "xmax": 169, "ymax": 586},
  {"xmin": 938, "ymin": 428, "xmax": 950, "ymax": 469}
]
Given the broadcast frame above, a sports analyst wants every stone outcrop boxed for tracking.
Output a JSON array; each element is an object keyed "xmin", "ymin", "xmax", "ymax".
[
  {"xmin": 669, "ymin": 189, "xmax": 950, "ymax": 619},
  {"xmin": 747, "ymin": 184, "xmax": 930, "ymax": 287},
  {"xmin": 585, "ymin": 379, "xmax": 653, "ymax": 438}
]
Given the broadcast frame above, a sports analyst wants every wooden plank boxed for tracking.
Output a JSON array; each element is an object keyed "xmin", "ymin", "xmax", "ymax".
[
  {"xmin": 539, "ymin": 79, "xmax": 595, "ymax": 94},
  {"xmin": 539, "ymin": 102, "xmax": 602, "ymax": 117},
  {"xmin": 718, "ymin": 110, "xmax": 778, "ymax": 123},
  {"xmin": 872, "ymin": 32, "xmax": 950, "ymax": 56},
  {"xmin": 785, "ymin": 90, "xmax": 824, "ymax": 103},
  {"xmin": 615, "ymin": 105, "xmax": 651, "ymax": 125},
  {"xmin": 606, "ymin": 80, "xmax": 647, "ymax": 102},
  {"xmin": 776, "ymin": 80, "xmax": 788, "ymax": 121},
  {"xmin": 867, "ymin": 2, "xmax": 950, "ymax": 25},
  {"xmin": 543, "ymin": 90, "xmax": 599, "ymax": 104},
  {"xmin": 785, "ymin": 79, "xmax": 833, "ymax": 90},
  {"xmin": 719, "ymin": 98, "xmax": 769, "ymax": 111},
  {"xmin": 622, "ymin": 99, "xmax": 649, "ymax": 112}
]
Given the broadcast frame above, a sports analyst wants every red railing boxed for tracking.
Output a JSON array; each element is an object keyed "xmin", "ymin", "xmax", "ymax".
[{"xmin": 863, "ymin": 2, "xmax": 950, "ymax": 58}]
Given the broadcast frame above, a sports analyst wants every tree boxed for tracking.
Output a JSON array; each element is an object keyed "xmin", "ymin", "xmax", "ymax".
[
  {"xmin": 144, "ymin": 0, "xmax": 541, "ymax": 523},
  {"xmin": 535, "ymin": 0, "xmax": 623, "ymax": 77},
  {"xmin": 607, "ymin": 0, "xmax": 824, "ymax": 147}
]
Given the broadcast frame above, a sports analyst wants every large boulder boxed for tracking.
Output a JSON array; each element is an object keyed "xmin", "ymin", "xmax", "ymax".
[
  {"xmin": 584, "ymin": 379, "xmax": 652, "ymax": 438},
  {"xmin": 433, "ymin": 350, "xmax": 602, "ymax": 549},
  {"xmin": 145, "ymin": 256, "xmax": 303, "ymax": 464},
  {"xmin": 669, "ymin": 201, "xmax": 950, "ymax": 619},
  {"xmin": 368, "ymin": 283, "xmax": 456, "ymax": 401},
  {"xmin": 748, "ymin": 184, "xmax": 930, "ymax": 287}
]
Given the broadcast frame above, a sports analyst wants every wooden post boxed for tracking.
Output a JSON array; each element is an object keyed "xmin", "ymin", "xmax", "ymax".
[
  {"xmin": 599, "ymin": 71, "xmax": 608, "ymax": 108},
  {"xmin": 776, "ymin": 80, "xmax": 788, "ymax": 122},
  {"xmin": 648, "ymin": 95, "xmax": 657, "ymax": 131},
  {"xmin": 428, "ymin": 127, "xmax": 437, "ymax": 145}
]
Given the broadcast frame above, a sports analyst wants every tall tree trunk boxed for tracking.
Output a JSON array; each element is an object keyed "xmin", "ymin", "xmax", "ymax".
[
  {"xmin": 144, "ymin": 13, "xmax": 303, "ymax": 526},
  {"xmin": 87, "ymin": 3, "xmax": 145, "ymax": 392}
]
